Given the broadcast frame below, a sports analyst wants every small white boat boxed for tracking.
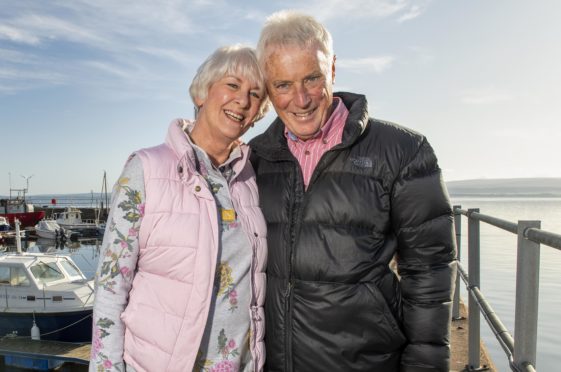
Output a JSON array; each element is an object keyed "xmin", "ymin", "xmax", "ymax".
[
  {"xmin": 34, "ymin": 219, "xmax": 67, "ymax": 240},
  {"xmin": 0, "ymin": 216, "xmax": 9, "ymax": 232},
  {"xmin": 53, "ymin": 207, "xmax": 100, "ymax": 237},
  {"xmin": 0, "ymin": 252, "xmax": 94, "ymax": 342}
]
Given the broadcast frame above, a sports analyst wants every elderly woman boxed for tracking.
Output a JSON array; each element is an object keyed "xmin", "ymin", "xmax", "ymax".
[{"xmin": 90, "ymin": 45, "xmax": 269, "ymax": 372}]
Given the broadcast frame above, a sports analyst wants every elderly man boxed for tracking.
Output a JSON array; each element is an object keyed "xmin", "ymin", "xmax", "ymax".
[{"xmin": 249, "ymin": 10, "xmax": 457, "ymax": 372}]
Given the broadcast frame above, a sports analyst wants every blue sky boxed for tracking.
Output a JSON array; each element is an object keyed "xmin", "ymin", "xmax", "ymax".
[{"xmin": 1, "ymin": 0, "xmax": 560, "ymax": 194}]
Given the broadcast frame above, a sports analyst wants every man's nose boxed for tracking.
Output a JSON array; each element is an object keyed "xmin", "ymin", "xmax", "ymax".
[{"xmin": 294, "ymin": 85, "xmax": 311, "ymax": 107}]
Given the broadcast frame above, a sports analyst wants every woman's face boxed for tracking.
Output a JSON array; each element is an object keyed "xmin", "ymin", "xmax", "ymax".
[{"xmin": 195, "ymin": 74, "xmax": 264, "ymax": 144}]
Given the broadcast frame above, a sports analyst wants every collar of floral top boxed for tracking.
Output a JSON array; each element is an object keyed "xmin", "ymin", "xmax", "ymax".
[
  {"xmin": 164, "ymin": 118, "xmax": 250, "ymax": 182},
  {"xmin": 182, "ymin": 121, "xmax": 242, "ymax": 178}
]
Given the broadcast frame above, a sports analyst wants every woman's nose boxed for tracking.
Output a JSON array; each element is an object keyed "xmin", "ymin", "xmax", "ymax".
[{"xmin": 236, "ymin": 91, "xmax": 250, "ymax": 108}]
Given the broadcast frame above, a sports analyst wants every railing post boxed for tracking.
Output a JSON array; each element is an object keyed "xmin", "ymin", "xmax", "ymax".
[
  {"xmin": 514, "ymin": 220, "xmax": 540, "ymax": 369},
  {"xmin": 467, "ymin": 208, "xmax": 481, "ymax": 369},
  {"xmin": 453, "ymin": 205, "xmax": 462, "ymax": 319}
]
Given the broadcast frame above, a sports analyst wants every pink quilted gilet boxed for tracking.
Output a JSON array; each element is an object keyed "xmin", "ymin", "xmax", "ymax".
[{"xmin": 121, "ymin": 119, "xmax": 267, "ymax": 371}]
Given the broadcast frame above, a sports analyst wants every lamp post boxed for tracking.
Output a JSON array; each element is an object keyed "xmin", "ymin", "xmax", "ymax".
[{"xmin": 19, "ymin": 174, "xmax": 34, "ymax": 198}]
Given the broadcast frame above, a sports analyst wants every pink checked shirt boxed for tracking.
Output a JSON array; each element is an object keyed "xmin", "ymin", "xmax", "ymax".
[{"xmin": 285, "ymin": 97, "xmax": 349, "ymax": 189}]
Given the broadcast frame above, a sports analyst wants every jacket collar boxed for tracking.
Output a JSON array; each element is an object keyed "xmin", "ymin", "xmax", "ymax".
[
  {"xmin": 165, "ymin": 118, "xmax": 250, "ymax": 180},
  {"xmin": 250, "ymin": 92, "xmax": 369, "ymax": 161}
]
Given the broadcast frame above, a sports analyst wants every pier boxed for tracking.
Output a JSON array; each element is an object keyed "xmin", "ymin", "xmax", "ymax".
[
  {"xmin": 0, "ymin": 338, "xmax": 90, "ymax": 365},
  {"xmin": 0, "ymin": 306, "xmax": 493, "ymax": 371}
]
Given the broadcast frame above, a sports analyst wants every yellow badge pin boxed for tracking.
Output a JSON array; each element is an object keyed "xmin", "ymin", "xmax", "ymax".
[{"xmin": 221, "ymin": 208, "xmax": 236, "ymax": 222}]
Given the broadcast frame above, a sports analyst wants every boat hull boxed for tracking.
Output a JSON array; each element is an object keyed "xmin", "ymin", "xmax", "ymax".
[
  {"xmin": 0, "ymin": 309, "xmax": 92, "ymax": 342},
  {"xmin": 1, "ymin": 212, "xmax": 45, "ymax": 228}
]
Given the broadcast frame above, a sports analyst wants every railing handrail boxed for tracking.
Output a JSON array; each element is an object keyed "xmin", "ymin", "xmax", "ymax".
[
  {"xmin": 452, "ymin": 205, "xmax": 561, "ymax": 372},
  {"xmin": 456, "ymin": 207, "xmax": 561, "ymax": 250}
]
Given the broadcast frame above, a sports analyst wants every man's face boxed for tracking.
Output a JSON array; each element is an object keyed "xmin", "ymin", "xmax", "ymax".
[{"xmin": 264, "ymin": 44, "xmax": 335, "ymax": 141}]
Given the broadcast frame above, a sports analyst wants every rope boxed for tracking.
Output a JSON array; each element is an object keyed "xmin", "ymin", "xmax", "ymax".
[{"xmin": 1, "ymin": 312, "xmax": 93, "ymax": 340}]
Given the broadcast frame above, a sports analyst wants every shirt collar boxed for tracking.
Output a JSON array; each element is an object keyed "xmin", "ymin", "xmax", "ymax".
[{"xmin": 284, "ymin": 97, "xmax": 345, "ymax": 142}]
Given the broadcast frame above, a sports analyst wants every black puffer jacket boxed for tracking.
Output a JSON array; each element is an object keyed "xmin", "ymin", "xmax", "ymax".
[{"xmin": 249, "ymin": 92, "xmax": 456, "ymax": 372}]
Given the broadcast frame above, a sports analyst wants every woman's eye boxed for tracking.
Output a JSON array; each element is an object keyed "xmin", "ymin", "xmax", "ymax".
[
  {"xmin": 227, "ymin": 83, "xmax": 239, "ymax": 89},
  {"xmin": 250, "ymin": 91, "xmax": 261, "ymax": 99}
]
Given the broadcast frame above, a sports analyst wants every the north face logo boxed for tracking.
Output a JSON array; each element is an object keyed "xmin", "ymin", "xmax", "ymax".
[{"xmin": 350, "ymin": 156, "xmax": 373, "ymax": 169}]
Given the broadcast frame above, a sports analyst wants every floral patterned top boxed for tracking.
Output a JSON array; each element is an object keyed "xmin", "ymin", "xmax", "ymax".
[{"xmin": 90, "ymin": 130, "xmax": 253, "ymax": 372}]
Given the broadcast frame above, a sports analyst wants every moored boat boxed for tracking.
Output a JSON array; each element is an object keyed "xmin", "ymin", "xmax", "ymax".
[
  {"xmin": 0, "ymin": 216, "xmax": 9, "ymax": 232},
  {"xmin": 53, "ymin": 207, "xmax": 100, "ymax": 237},
  {"xmin": 34, "ymin": 219, "xmax": 68, "ymax": 240},
  {"xmin": 0, "ymin": 251, "xmax": 94, "ymax": 342},
  {"xmin": 1, "ymin": 185, "xmax": 45, "ymax": 228}
]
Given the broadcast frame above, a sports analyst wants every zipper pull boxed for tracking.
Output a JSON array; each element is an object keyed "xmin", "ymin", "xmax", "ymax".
[{"xmin": 284, "ymin": 281, "xmax": 293, "ymax": 298}]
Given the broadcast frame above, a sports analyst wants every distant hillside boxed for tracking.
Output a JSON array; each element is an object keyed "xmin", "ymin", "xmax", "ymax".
[
  {"xmin": 446, "ymin": 178, "xmax": 561, "ymax": 197},
  {"xmin": 4, "ymin": 179, "xmax": 561, "ymax": 199}
]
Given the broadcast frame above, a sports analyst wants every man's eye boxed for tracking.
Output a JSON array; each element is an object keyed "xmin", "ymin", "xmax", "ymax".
[
  {"xmin": 306, "ymin": 76, "xmax": 322, "ymax": 86},
  {"xmin": 275, "ymin": 83, "xmax": 289, "ymax": 90}
]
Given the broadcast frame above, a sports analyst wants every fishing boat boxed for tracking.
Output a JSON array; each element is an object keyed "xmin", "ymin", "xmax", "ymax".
[
  {"xmin": 1, "ymin": 185, "xmax": 45, "ymax": 228},
  {"xmin": 53, "ymin": 207, "xmax": 100, "ymax": 237},
  {"xmin": 34, "ymin": 219, "xmax": 68, "ymax": 240},
  {"xmin": 0, "ymin": 222, "xmax": 94, "ymax": 342}
]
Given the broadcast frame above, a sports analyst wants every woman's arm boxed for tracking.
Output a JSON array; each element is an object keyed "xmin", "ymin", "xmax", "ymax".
[{"xmin": 89, "ymin": 155, "xmax": 145, "ymax": 372}]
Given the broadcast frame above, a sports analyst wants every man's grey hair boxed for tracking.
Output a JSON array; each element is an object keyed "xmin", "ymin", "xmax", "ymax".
[{"xmin": 256, "ymin": 10, "xmax": 334, "ymax": 71}]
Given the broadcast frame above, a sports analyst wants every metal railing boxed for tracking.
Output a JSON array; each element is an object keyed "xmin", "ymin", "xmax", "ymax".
[{"xmin": 453, "ymin": 206, "xmax": 561, "ymax": 372}]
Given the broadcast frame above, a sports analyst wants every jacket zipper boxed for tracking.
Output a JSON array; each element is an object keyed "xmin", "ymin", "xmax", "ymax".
[{"xmin": 284, "ymin": 158, "xmax": 307, "ymax": 372}]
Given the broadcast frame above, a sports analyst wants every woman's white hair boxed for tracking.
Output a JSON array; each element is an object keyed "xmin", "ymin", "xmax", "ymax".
[
  {"xmin": 256, "ymin": 10, "xmax": 334, "ymax": 71},
  {"xmin": 189, "ymin": 44, "xmax": 269, "ymax": 121}
]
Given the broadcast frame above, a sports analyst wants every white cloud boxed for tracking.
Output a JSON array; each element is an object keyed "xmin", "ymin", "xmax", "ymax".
[
  {"xmin": 337, "ymin": 56, "xmax": 395, "ymax": 73},
  {"xmin": 0, "ymin": 67, "xmax": 65, "ymax": 82},
  {"xmin": 135, "ymin": 47, "xmax": 196, "ymax": 66},
  {"xmin": 461, "ymin": 87, "xmax": 514, "ymax": 105},
  {"xmin": 0, "ymin": 25, "xmax": 40, "ymax": 45},
  {"xmin": 292, "ymin": 0, "xmax": 430, "ymax": 22},
  {"xmin": 0, "ymin": 48, "xmax": 35, "ymax": 64},
  {"xmin": 398, "ymin": 5, "xmax": 423, "ymax": 23},
  {"xmin": 302, "ymin": 0, "xmax": 406, "ymax": 21},
  {"xmin": 0, "ymin": 67, "xmax": 66, "ymax": 95}
]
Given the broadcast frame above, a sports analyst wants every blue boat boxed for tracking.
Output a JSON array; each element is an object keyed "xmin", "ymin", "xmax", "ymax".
[{"xmin": 0, "ymin": 217, "xmax": 9, "ymax": 232}]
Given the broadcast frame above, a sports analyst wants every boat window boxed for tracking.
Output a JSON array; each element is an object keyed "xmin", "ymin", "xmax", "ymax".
[
  {"xmin": 0, "ymin": 267, "xmax": 9, "ymax": 284},
  {"xmin": 30, "ymin": 261, "xmax": 64, "ymax": 284},
  {"xmin": 0, "ymin": 267, "xmax": 30, "ymax": 286},
  {"xmin": 11, "ymin": 267, "xmax": 30, "ymax": 286},
  {"xmin": 60, "ymin": 259, "xmax": 82, "ymax": 278}
]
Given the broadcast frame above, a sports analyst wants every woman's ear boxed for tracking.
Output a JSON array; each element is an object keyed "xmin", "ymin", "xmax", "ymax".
[
  {"xmin": 332, "ymin": 55, "xmax": 336, "ymax": 83},
  {"xmin": 194, "ymin": 96, "xmax": 205, "ymax": 108}
]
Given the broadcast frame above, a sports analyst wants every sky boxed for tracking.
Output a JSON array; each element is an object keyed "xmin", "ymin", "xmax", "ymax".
[{"xmin": 1, "ymin": 0, "xmax": 560, "ymax": 195}]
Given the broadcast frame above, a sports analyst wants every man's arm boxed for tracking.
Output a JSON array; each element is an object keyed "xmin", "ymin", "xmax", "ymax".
[{"xmin": 391, "ymin": 138, "xmax": 457, "ymax": 372}]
